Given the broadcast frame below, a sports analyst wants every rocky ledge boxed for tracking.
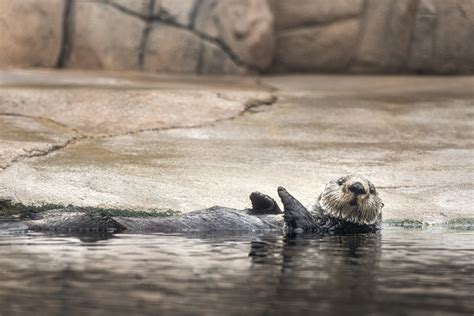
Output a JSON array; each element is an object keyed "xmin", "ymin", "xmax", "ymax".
[{"xmin": 0, "ymin": 70, "xmax": 473, "ymax": 226}]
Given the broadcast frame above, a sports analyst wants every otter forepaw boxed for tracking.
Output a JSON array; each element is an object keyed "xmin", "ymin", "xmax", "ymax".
[
  {"xmin": 248, "ymin": 192, "xmax": 282, "ymax": 215},
  {"xmin": 278, "ymin": 187, "xmax": 319, "ymax": 236}
]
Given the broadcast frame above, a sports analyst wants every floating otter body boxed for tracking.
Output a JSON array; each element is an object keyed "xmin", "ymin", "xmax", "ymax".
[{"xmin": 25, "ymin": 175, "xmax": 384, "ymax": 236}]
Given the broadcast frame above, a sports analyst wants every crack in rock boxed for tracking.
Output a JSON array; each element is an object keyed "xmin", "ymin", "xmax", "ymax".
[
  {"xmin": 138, "ymin": 0, "xmax": 155, "ymax": 68},
  {"xmin": 0, "ymin": 112, "xmax": 85, "ymax": 170},
  {"xmin": 93, "ymin": 92, "xmax": 278, "ymax": 139},
  {"xmin": 0, "ymin": 136, "xmax": 85, "ymax": 171},
  {"xmin": 56, "ymin": 0, "xmax": 75, "ymax": 68},
  {"xmin": 189, "ymin": 0, "xmax": 203, "ymax": 29},
  {"xmin": 0, "ymin": 92, "xmax": 277, "ymax": 168}
]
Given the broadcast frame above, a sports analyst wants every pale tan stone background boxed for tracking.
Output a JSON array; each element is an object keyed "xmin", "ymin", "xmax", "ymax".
[{"xmin": 0, "ymin": 0, "xmax": 473, "ymax": 74}]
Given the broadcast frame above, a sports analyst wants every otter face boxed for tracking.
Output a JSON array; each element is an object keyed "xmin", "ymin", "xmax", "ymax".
[{"xmin": 318, "ymin": 175, "xmax": 384, "ymax": 225}]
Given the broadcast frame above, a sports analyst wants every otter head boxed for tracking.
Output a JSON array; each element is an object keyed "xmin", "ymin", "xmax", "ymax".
[{"xmin": 318, "ymin": 175, "xmax": 384, "ymax": 225}]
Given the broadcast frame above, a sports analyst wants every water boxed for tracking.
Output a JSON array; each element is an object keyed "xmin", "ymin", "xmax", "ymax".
[{"xmin": 0, "ymin": 227, "xmax": 472, "ymax": 316}]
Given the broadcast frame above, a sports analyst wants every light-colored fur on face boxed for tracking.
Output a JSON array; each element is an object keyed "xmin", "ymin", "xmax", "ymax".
[{"xmin": 318, "ymin": 175, "xmax": 384, "ymax": 225}]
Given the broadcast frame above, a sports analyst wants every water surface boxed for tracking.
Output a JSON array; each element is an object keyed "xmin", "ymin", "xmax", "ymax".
[{"xmin": 0, "ymin": 227, "xmax": 472, "ymax": 316}]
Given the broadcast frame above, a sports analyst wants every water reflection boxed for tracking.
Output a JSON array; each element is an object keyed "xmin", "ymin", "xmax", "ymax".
[
  {"xmin": 247, "ymin": 234, "xmax": 382, "ymax": 315},
  {"xmin": 0, "ymin": 228, "xmax": 472, "ymax": 315}
]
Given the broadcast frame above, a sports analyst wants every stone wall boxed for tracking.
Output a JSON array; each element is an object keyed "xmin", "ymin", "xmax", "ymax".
[
  {"xmin": 0, "ymin": 0, "xmax": 472, "ymax": 74},
  {"xmin": 271, "ymin": 0, "xmax": 474, "ymax": 73}
]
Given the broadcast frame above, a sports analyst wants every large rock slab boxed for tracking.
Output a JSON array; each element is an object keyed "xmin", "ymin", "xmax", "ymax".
[
  {"xmin": 0, "ymin": 114, "xmax": 78, "ymax": 169},
  {"xmin": 67, "ymin": 0, "xmax": 271, "ymax": 73},
  {"xmin": 351, "ymin": 0, "xmax": 418, "ymax": 72},
  {"xmin": 407, "ymin": 0, "xmax": 474, "ymax": 73},
  {"xmin": 0, "ymin": 88, "xmax": 273, "ymax": 136},
  {"xmin": 274, "ymin": 19, "xmax": 360, "ymax": 72},
  {"xmin": 0, "ymin": 72, "xmax": 472, "ymax": 224},
  {"xmin": 194, "ymin": 0, "xmax": 274, "ymax": 70},
  {"xmin": 0, "ymin": 0, "xmax": 64, "ymax": 68},
  {"xmin": 144, "ymin": 25, "xmax": 202, "ymax": 73},
  {"xmin": 107, "ymin": 0, "xmax": 152, "ymax": 16},
  {"xmin": 67, "ymin": 1, "xmax": 146, "ymax": 70},
  {"xmin": 407, "ymin": 0, "xmax": 438, "ymax": 72},
  {"xmin": 271, "ymin": 0, "xmax": 474, "ymax": 73},
  {"xmin": 270, "ymin": 0, "xmax": 366, "ymax": 72},
  {"xmin": 0, "ymin": 71, "xmax": 274, "ymax": 136},
  {"xmin": 272, "ymin": 0, "xmax": 363, "ymax": 30},
  {"xmin": 351, "ymin": 0, "xmax": 474, "ymax": 73},
  {"xmin": 144, "ymin": 24, "xmax": 245, "ymax": 74},
  {"xmin": 198, "ymin": 41, "xmax": 247, "ymax": 74},
  {"xmin": 429, "ymin": 0, "xmax": 474, "ymax": 73},
  {"xmin": 155, "ymin": 0, "xmax": 197, "ymax": 25}
]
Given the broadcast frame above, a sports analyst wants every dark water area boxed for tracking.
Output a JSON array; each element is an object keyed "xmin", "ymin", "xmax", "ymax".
[{"xmin": 0, "ymin": 227, "xmax": 472, "ymax": 316}]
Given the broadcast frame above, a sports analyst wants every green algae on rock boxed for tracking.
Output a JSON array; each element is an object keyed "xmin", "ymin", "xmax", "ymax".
[{"xmin": 0, "ymin": 199, "xmax": 180, "ymax": 220}]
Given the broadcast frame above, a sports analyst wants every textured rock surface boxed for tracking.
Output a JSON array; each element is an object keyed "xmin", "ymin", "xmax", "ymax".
[
  {"xmin": 0, "ymin": 0, "xmax": 473, "ymax": 74},
  {"xmin": 349, "ymin": 0, "xmax": 474, "ymax": 73},
  {"xmin": 272, "ymin": 0, "xmax": 363, "ymax": 30},
  {"xmin": 428, "ymin": 0, "xmax": 474, "ymax": 73},
  {"xmin": 156, "ymin": 0, "xmax": 197, "ymax": 25},
  {"xmin": 274, "ymin": 18, "xmax": 360, "ymax": 72},
  {"xmin": 67, "ymin": 1, "xmax": 146, "ymax": 70},
  {"xmin": 0, "ymin": 70, "xmax": 472, "ymax": 224},
  {"xmin": 0, "ymin": 114, "xmax": 78, "ymax": 169},
  {"xmin": 0, "ymin": 88, "xmax": 273, "ymax": 135},
  {"xmin": 0, "ymin": 0, "xmax": 64, "ymax": 68},
  {"xmin": 66, "ymin": 0, "xmax": 274, "ymax": 73},
  {"xmin": 272, "ymin": 0, "xmax": 474, "ymax": 73},
  {"xmin": 407, "ymin": 0, "xmax": 439, "ymax": 72},
  {"xmin": 107, "ymin": 0, "xmax": 151, "ymax": 16},
  {"xmin": 194, "ymin": 0, "xmax": 275, "ymax": 70},
  {"xmin": 144, "ymin": 25, "xmax": 202, "ymax": 73},
  {"xmin": 144, "ymin": 23, "xmax": 245, "ymax": 74},
  {"xmin": 351, "ymin": 0, "xmax": 418, "ymax": 72},
  {"xmin": 0, "ymin": 71, "xmax": 274, "ymax": 136},
  {"xmin": 198, "ymin": 41, "xmax": 247, "ymax": 74}
]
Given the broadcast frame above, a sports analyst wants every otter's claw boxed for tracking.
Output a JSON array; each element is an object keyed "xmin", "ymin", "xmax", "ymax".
[{"xmin": 249, "ymin": 192, "xmax": 282, "ymax": 215}]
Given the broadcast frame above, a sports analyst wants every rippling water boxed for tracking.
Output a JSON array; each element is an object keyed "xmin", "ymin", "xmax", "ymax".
[{"xmin": 0, "ymin": 227, "xmax": 472, "ymax": 316}]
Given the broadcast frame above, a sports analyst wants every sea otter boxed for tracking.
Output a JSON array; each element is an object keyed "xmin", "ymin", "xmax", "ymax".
[{"xmin": 24, "ymin": 175, "xmax": 384, "ymax": 236}]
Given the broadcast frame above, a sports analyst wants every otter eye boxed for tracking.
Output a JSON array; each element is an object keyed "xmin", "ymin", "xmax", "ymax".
[{"xmin": 336, "ymin": 177, "xmax": 346, "ymax": 186}]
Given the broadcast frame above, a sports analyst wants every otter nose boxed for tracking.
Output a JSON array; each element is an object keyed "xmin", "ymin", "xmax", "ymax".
[{"xmin": 349, "ymin": 182, "xmax": 366, "ymax": 195}]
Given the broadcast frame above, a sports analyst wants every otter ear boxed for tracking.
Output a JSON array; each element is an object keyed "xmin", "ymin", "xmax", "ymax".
[{"xmin": 278, "ymin": 187, "xmax": 319, "ymax": 236}]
